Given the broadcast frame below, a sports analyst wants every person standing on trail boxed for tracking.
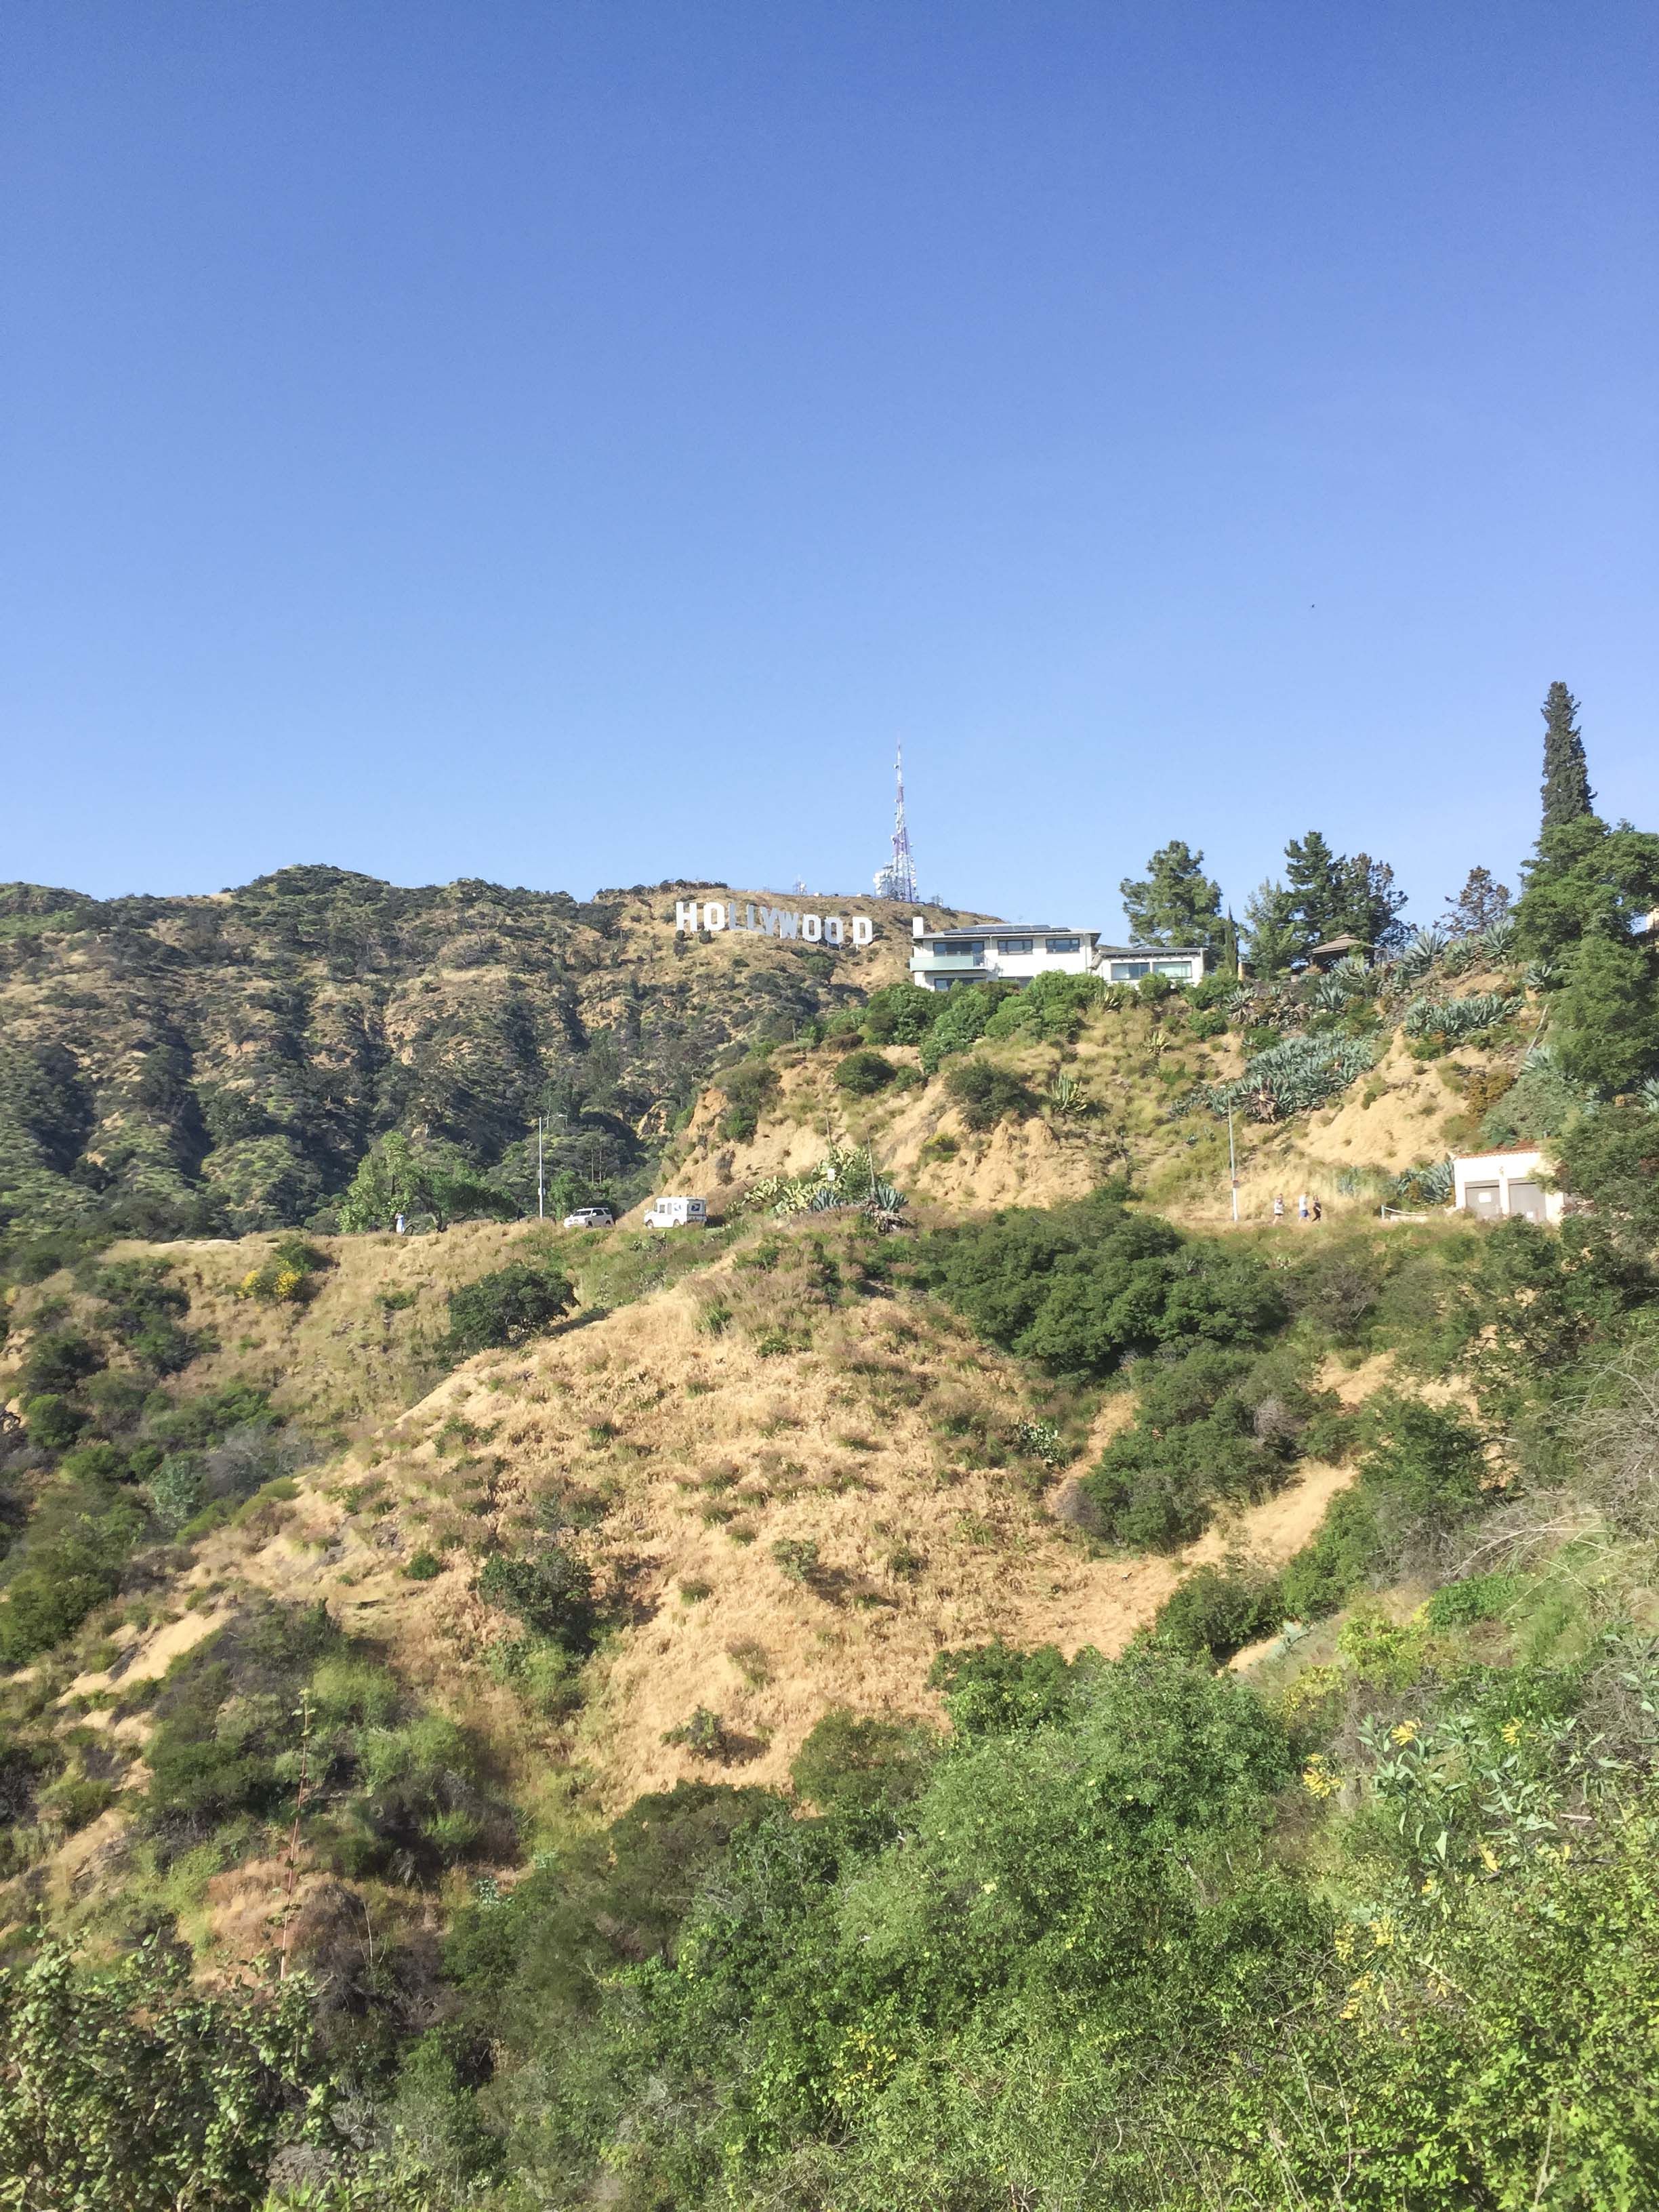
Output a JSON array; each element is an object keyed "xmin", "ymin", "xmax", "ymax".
[
  {"xmin": 1312, "ymin": 1197, "xmax": 1323, "ymax": 1222},
  {"xmin": 1272, "ymin": 1195, "xmax": 1286, "ymax": 1226},
  {"xmin": 1298, "ymin": 1192, "xmax": 1310, "ymax": 1222}
]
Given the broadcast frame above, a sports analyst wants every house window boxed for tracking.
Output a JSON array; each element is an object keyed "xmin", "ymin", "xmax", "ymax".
[
  {"xmin": 996, "ymin": 937, "xmax": 1033, "ymax": 954},
  {"xmin": 1044, "ymin": 936, "xmax": 1081, "ymax": 954},
  {"xmin": 1153, "ymin": 960, "xmax": 1194, "ymax": 980},
  {"xmin": 1110, "ymin": 960, "xmax": 1151, "ymax": 981}
]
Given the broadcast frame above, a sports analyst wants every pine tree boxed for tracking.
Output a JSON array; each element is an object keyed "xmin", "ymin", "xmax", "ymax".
[
  {"xmin": 1338, "ymin": 854, "xmax": 1409, "ymax": 951},
  {"xmin": 1441, "ymin": 865, "xmax": 1511, "ymax": 937},
  {"xmin": 1282, "ymin": 832, "xmax": 1348, "ymax": 947},
  {"xmin": 1540, "ymin": 682, "xmax": 1594, "ymax": 830},
  {"xmin": 1219, "ymin": 909, "xmax": 1241, "ymax": 979},
  {"xmin": 1243, "ymin": 880, "xmax": 1301, "ymax": 978},
  {"xmin": 1118, "ymin": 840, "xmax": 1227, "ymax": 951}
]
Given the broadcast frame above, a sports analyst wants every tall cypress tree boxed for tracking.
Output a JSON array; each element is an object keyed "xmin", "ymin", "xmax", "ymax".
[{"xmin": 1540, "ymin": 682, "xmax": 1594, "ymax": 830}]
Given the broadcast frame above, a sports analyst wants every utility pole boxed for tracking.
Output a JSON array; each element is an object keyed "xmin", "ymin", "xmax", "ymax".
[
  {"xmin": 1227, "ymin": 1105, "xmax": 1240, "ymax": 1225},
  {"xmin": 537, "ymin": 1116, "xmax": 545, "ymax": 1220}
]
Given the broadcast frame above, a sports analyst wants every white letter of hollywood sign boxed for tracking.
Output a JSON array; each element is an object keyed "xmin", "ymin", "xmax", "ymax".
[{"xmin": 676, "ymin": 902, "xmax": 876, "ymax": 947}]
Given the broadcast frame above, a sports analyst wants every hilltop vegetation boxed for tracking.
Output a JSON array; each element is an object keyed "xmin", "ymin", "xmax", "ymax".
[{"xmin": 0, "ymin": 868, "xmax": 970, "ymax": 1246}]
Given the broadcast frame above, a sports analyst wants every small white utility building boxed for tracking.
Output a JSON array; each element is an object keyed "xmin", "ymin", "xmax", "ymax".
[
  {"xmin": 908, "ymin": 920, "xmax": 1208, "ymax": 993},
  {"xmin": 1452, "ymin": 1150, "xmax": 1562, "ymax": 1224}
]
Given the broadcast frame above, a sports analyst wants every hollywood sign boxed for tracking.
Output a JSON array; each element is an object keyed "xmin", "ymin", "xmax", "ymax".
[{"xmin": 675, "ymin": 899, "xmax": 876, "ymax": 947}]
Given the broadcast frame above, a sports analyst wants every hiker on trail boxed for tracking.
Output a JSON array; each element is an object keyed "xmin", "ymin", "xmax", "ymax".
[
  {"xmin": 1312, "ymin": 1197, "xmax": 1324, "ymax": 1222},
  {"xmin": 1298, "ymin": 1192, "xmax": 1310, "ymax": 1222},
  {"xmin": 1272, "ymin": 1195, "xmax": 1286, "ymax": 1226}
]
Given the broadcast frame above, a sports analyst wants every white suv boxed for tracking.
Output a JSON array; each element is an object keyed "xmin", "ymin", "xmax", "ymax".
[{"xmin": 562, "ymin": 1206, "xmax": 614, "ymax": 1230}]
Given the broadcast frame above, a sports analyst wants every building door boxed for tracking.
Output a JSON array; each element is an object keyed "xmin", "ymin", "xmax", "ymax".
[
  {"xmin": 1507, "ymin": 1181, "xmax": 1547, "ymax": 1221},
  {"xmin": 1465, "ymin": 1182, "xmax": 1502, "ymax": 1218}
]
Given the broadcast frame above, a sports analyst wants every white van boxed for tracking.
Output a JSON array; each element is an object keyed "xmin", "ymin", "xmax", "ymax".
[{"xmin": 644, "ymin": 1195, "xmax": 708, "ymax": 1230}]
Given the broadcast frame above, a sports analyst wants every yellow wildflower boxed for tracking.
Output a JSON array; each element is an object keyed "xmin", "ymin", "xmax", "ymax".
[
  {"xmin": 1391, "ymin": 1719, "xmax": 1420, "ymax": 1746},
  {"xmin": 1500, "ymin": 1718, "xmax": 1523, "ymax": 1746}
]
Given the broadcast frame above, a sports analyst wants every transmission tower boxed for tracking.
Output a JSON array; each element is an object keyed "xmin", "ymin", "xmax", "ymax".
[{"xmin": 873, "ymin": 745, "xmax": 919, "ymax": 903}]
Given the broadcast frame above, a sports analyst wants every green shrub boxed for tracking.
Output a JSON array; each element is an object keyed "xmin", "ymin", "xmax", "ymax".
[
  {"xmin": 771, "ymin": 1537, "xmax": 820, "ymax": 1583},
  {"xmin": 446, "ymin": 1262, "xmax": 574, "ymax": 1356},
  {"xmin": 715, "ymin": 1059, "xmax": 779, "ymax": 1141},
  {"xmin": 21, "ymin": 1392, "xmax": 87, "ymax": 1449},
  {"xmin": 789, "ymin": 1708, "xmax": 933, "ymax": 1820},
  {"xmin": 861, "ymin": 983, "xmax": 945, "ymax": 1046},
  {"xmin": 1151, "ymin": 1563, "xmax": 1284, "ymax": 1664},
  {"xmin": 0, "ymin": 1940, "xmax": 333, "ymax": 2212},
  {"xmin": 20, "ymin": 1328, "xmax": 104, "ymax": 1397},
  {"xmin": 920, "ymin": 1195, "xmax": 1285, "ymax": 1380},
  {"xmin": 90, "ymin": 1261, "xmax": 196, "ymax": 1370},
  {"xmin": 927, "ymin": 1639, "xmax": 1091, "ymax": 1735},
  {"xmin": 1357, "ymin": 1393, "xmax": 1488, "ymax": 1539},
  {"xmin": 661, "ymin": 1705, "xmax": 731, "ymax": 1759},
  {"xmin": 1425, "ymin": 1570, "xmax": 1519, "ymax": 1629},
  {"xmin": 944, "ymin": 1059, "xmax": 1035, "ymax": 1132},
  {"xmin": 982, "ymin": 971, "xmax": 1103, "ymax": 1046},
  {"xmin": 149, "ymin": 1453, "xmax": 206, "ymax": 1534},
  {"xmin": 404, "ymin": 1549, "xmax": 445, "ymax": 1581},
  {"xmin": 1078, "ymin": 1343, "xmax": 1328, "ymax": 1547},
  {"xmin": 146, "ymin": 1385, "xmax": 273, "ymax": 1450},
  {"xmin": 310, "ymin": 1655, "xmax": 401, "ymax": 1727},
  {"xmin": 476, "ymin": 1545, "xmax": 597, "ymax": 1651},
  {"xmin": 917, "ymin": 982, "xmax": 1021, "ymax": 1073},
  {"xmin": 0, "ymin": 1552, "xmax": 121, "ymax": 1667},
  {"xmin": 834, "ymin": 1050, "xmax": 897, "ymax": 1096},
  {"xmin": 1277, "ymin": 1488, "xmax": 1382, "ymax": 1619}
]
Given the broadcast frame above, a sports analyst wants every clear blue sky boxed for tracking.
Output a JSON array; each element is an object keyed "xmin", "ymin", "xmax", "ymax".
[{"xmin": 4, "ymin": 2, "xmax": 1654, "ymax": 932}]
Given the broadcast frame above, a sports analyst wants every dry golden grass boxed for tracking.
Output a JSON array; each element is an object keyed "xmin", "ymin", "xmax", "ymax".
[{"xmin": 170, "ymin": 1217, "xmax": 1395, "ymax": 1811}]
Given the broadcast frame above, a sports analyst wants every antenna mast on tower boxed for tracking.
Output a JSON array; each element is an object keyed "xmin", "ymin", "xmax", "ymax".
[{"xmin": 874, "ymin": 745, "xmax": 919, "ymax": 903}]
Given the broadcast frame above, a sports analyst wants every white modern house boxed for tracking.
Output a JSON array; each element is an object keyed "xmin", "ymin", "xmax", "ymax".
[
  {"xmin": 1452, "ymin": 1149, "xmax": 1562, "ymax": 1224},
  {"xmin": 908, "ymin": 919, "xmax": 1208, "ymax": 993}
]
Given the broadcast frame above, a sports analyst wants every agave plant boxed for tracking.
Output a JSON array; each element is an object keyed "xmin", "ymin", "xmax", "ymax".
[
  {"xmin": 1396, "ymin": 926, "xmax": 1449, "ymax": 982},
  {"xmin": 1417, "ymin": 1155, "xmax": 1455, "ymax": 1204},
  {"xmin": 1383, "ymin": 1155, "xmax": 1454, "ymax": 1208},
  {"xmin": 1047, "ymin": 1069, "xmax": 1084, "ymax": 1116},
  {"xmin": 1477, "ymin": 917, "xmax": 1518, "ymax": 960},
  {"xmin": 745, "ymin": 1144, "xmax": 909, "ymax": 1229},
  {"xmin": 1203, "ymin": 1031, "xmax": 1382, "ymax": 1124},
  {"xmin": 1524, "ymin": 960, "xmax": 1557, "ymax": 994},
  {"xmin": 1640, "ymin": 1077, "xmax": 1659, "ymax": 1115},
  {"xmin": 1335, "ymin": 956, "xmax": 1377, "ymax": 998},
  {"xmin": 1306, "ymin": 971, "xmax": 1351, "ymax": 1015},
  {"xmin": 1404, "ymin": 991, "xmax": 1523, "ymax": 1042}
]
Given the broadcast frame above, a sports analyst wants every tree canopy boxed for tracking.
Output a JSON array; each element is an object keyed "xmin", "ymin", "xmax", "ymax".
[
  {"xmin": 1540, "ymin": 679, "xmax": 1594, "ymax": 830},
  {"xmin": 1118, "ymin": 840, "xmax": 1227, "ymax": 951}
]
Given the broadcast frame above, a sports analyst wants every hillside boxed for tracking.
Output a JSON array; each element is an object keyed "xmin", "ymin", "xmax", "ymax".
[
  {"xmin": 0, "ymin": 869, "xmax": 979, "ymax": 1242},
  {"xmin": 663, "ymin": 953, "xmax": 1535, "ymax": 1229},
  {"xmin": 5, "ymin": 898, "xmax": 1659, "ymax": 2209}
]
